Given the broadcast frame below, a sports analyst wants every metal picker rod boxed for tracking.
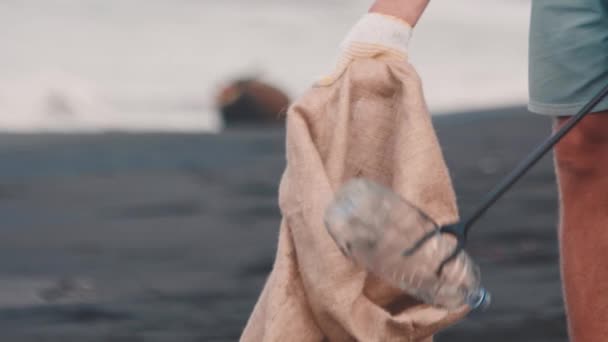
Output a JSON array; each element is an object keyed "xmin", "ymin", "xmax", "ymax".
[{"xmin": 461, "ymin": 83, "xmax": 608, "ymax": 237}]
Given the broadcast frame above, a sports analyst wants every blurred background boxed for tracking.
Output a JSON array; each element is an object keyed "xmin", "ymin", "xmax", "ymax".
[{"xmin": 0, "ymin": 0, "xmax": 566, "ymax": 341}]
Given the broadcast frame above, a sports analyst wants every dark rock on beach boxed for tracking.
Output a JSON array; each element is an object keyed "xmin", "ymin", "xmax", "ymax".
[{"xmin": 215, "ymin": 79, "xmax": 290, "ymax": 127}]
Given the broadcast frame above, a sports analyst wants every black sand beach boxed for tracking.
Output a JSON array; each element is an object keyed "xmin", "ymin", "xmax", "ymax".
[{"xmin": 0, "ymin": 107, "xmax": 566, "ymax": 341}]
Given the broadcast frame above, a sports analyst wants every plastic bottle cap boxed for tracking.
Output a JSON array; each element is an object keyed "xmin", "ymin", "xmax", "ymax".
[{"xmin": 469, "ymin": 288, "xmax": 491, "ymax": 312}]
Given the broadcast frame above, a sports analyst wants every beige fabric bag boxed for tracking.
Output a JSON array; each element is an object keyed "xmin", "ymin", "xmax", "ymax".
[{"xmin": 241, "ymin": 19, "xmax": 467, "ymax": 341}]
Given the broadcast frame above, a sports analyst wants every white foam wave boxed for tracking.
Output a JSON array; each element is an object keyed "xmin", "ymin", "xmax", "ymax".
[
  {"xmin": 0, "ymin": 0, "xmax": 530, "ymax": 132},
  {"xmin": 0, "ymin": 72, "xmax": 221, "ymax": 133}
]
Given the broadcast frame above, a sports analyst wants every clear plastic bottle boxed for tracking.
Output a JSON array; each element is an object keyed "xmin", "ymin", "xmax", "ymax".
[{"xmin": 324, "ymin": 178, "xmax": 490, "ymax": 311}]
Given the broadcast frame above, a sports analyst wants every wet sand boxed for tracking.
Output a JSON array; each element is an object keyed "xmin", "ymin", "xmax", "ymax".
[{"xmin": 0, "ymin": 107, "xmax": 566, "ymax": 341}]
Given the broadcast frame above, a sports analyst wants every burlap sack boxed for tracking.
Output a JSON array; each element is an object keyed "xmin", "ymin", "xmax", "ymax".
[{"xmin": 241, "ymin": 34, "xmax": 467, "ymax": 342}]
